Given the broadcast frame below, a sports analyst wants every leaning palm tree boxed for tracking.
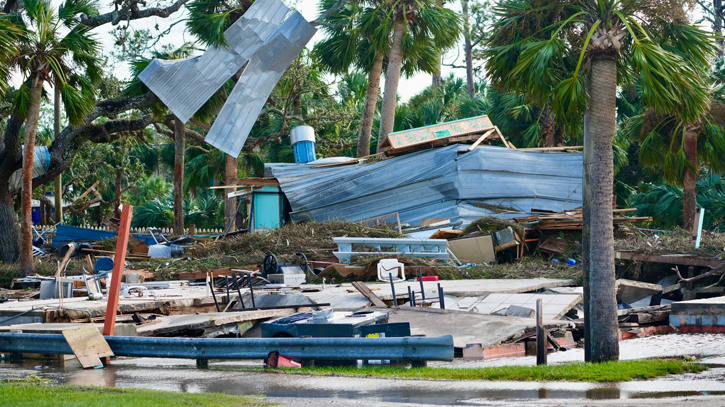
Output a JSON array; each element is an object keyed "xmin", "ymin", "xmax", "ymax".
[
  {"xmin": 373, "ymin": 0, "xmax": 461, "ymax": 152},
  {"xmin": 485, "ymin": 0, "xmax": 715, "ymax": 362},
  {"xmin": 3, "ymin": 0, "xmax": 102, "ymax": 275}
]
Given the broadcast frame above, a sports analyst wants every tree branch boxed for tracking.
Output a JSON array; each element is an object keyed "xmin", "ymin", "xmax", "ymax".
[
  {"xmin": 311, "ymin": 0, "xmax": 351, "ymax": 26},
  {"xmin": 79, "ymin": 0, "xmax": 191, "ymax": 28}
]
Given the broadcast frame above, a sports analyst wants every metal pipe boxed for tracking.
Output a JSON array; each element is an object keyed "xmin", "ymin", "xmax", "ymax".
[
  {"xmin": 208, "ymin": 279, "xmax": 220, "ymax": 312},
  {"xmin": 418, "ymin": 268, "xmax": 425, "ymax": 300},
  {"xmin": 411, "ymin": 290, "xmax": 416, "ymax": 307},
  {"xmin": 248, "ymin": 277, "xmax": 256, "ymax": 308},
  {"xmin": 388, "ymin": 273, "xmax": 397, "ymax": 307},
  {"xmin": 438, "ymin": 284, "xmax": 445, "ymax": 309},
  {"xmin": 232, "ymin": 273, "xmax": 246, "ymax": 309},
  {"xmin": 0, "ymin": 333, "xmax": 454, "ymax": 362},
  {"xmin": 407, "ymin": 286, "xmax": 413, "ymax": 307},
  {"xmin": 225, "ymin": 276, "xmax": 231, "ymax": 304}
]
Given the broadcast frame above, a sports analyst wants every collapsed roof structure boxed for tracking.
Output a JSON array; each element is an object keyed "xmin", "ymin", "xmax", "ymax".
[{"xmin": 265, "ymin": 144, "xmax": 583, "ymax": 228}]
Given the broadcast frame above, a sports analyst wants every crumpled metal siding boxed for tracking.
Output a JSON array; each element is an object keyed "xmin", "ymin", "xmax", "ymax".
[
  {"xmin": 266, "ymin": 145, "xmax": 583, "ymax": 227},
  {"xmin": 138, "ymin": 0, "xmax": 290, "ymax": 124},
  {"xmin": 139, "ymin": 0, "xmax": 289, "ymax": 122},
  {"xmin": 205, "ymin": 11, "xmax": 317, "ymax": 157},
  {"xmin": 9, "ymin": 146, "xmax": 50, "ymax": 191}
]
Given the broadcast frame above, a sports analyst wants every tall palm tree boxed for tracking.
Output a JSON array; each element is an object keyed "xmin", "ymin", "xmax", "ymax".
[
  {"xmin": 486, "ymin": 0, "xmax": 715, "ymax": 362},
  {"xmin": 315, "ymin": 0, "xmax": 452, "ymax": 157},
  {"xmin": 3, "ymin": 0, "xmax": 102, "ymax": 275},
  {"xmin": 375, "ymin": 0, "xmax": 461, "ymax": 153}
]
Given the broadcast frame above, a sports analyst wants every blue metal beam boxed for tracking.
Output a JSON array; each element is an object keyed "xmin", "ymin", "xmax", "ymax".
[{"xmin": 0, "ymin": 334, "xmax": 454, "ymax": 361}]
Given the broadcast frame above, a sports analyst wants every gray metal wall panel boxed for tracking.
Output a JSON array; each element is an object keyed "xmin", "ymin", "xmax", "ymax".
[
  {"xmin": 266, "ymin": 145, "xmax": 583, "ymax": 227},
  {"xmin": 138, "ymin": 0, "xmax": 289, "ymax": 123},
  {"xmin": 205, "ymin": 12, "xmax": 317, "ymax": 156}
]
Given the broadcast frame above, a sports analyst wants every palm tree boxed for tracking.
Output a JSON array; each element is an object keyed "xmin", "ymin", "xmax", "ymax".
[
  {"xmin": 485, "ymin": 0, "xmax": 715, "ymax": 362},
  {"xmin": 374, "ymin": 0, "xmax": 461, "ymax": 153},
  {"xmin": 315, "ymin": 0, "xmax": 454, "ymax": 157},
  {"xmin": 3, "ymin": 0, "xmax": 102, "ymax": 275},
  {"xmin": 623, "ymin": 51, "xmax": 725, "ymax": 229}
]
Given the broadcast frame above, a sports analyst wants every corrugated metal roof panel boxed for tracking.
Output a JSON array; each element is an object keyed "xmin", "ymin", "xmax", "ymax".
[
  {"xmin": 265, "ymin": 145, "xmax": 583, "ymax": 227},
  {"xmin": 138, "ymin": 0, "xmax": 290, "ymax": 123},
  {"xmin": 205, "ymin": 11, "xmax": 316, "ymax": 157}
]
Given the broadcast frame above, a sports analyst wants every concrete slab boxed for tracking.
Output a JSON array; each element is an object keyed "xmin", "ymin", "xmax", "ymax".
[
  {"xmin": 616, "ymin": 279, "xmax": 662, "ymax": 305},
  {"xmin": 442, "ymin": 293, "xmax": 581, "ymax": 320},
  {"xmin": 382, "ymin": 307, "xmax": 576, "ymax": 349},
  {"xmin": 304, "ymin": 278, "xmax": 575, "ymax": 309}
]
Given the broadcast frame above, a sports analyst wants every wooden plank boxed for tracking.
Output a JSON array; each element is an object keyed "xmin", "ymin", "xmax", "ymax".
[
  {"xmin": 103, "ymin": 204, "xmax": 133, "ymax": 339},
  {"xmin": 62, "ymin": 325, "xmax": 114, "ymax": 369},
  {"xmin": 351, "ymin": 281, "xmax": 388, "ymax": 307},
  {"xmin": 310, "ymin": 159, "xmax": 359, "ymax": 169},
  {"xmin": 615, "ymin": 251, "xmax": 723, "ymax": 268},
  {"xmin": 233, "ymin": 177, "xmax": 280, "ymax": 187},
  {"xmin": 466, "ymin": 129, "xmax": 496, "ymax": 152},
  {"xmin": 381, "ymin": 115, "xmax": 494, "ymax": 150},
  {"xmin": 518, "ymin": 146, "xmax": 584, "ymax": 152},
  {"xmin": 56, "ymin": 243, "xmax": 75, "ymax": 278}
]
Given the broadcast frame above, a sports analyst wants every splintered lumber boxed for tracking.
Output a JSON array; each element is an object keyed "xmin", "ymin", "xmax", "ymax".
[
  {"xmin": 467, "ymin": 129, "xmax": 497, "ymax": 151},
  {"xmin": 513, "ymin": 208, "xmax": 650, "ymax": 230},
  {"xmin": 351, "ymin": 281, "xmax": 388, "ymax": 307},
  {"xmin": 62, "ymin": 325, "xmax": 114, "ymax": 369}
]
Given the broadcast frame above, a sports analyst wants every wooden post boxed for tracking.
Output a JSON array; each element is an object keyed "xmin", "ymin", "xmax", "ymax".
[
  {"xmin": 103, "ymin": 205, "xmax": 133, "ymax": 345},
  {"xmin": 536, "ymin": 298, "xmax": 547, "ymax": 365}
]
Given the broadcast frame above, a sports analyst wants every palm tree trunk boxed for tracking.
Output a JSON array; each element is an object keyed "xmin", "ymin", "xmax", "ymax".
[
  {"xmin": 224, "ymin": 154, "xmax": 238, "ymax": 231},
  {"xmin": 542, "ymin": 106, "xmax": 556, "ymax": 147},
  {"xmin": 431, "ymin": 0, "xmax": 444, "ymax": 88},
  {"xmin": 683, "ymin": 122, "xmax": 699, "ymax": 229},
  {"xmin": 377, "ymin": 8, "xmax": 406, "ymax": 153},
  {"xmin": 358, "ymin": 53, "xmax": 383, "ymax": 157},
  {"xmin": 582, "ymin": 55, "xmax": 619, "ymax": 363},
  {"xmin": 462, "ymin": 0, "xmax": 475, "ymax": 98},
  {"xmin": 54, "ymin": 85, "xmax": 62, "ymax": 223},
  {"xmin": 20, "ymin": 75, "xmax": 44, "ymax": 276},
  {"xmin": 173, "ymin": 117, "xmax": 185, "ymax": 236}
]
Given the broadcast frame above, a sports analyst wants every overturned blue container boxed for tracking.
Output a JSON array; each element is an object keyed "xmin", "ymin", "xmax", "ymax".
[{"xmin": 290, "ymin": 125, "xmax": 316, "ymax": 164}]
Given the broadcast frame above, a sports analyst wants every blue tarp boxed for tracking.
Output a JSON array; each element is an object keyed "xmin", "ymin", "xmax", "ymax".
[{"xmin": 52, "ymin": 225, "xmax": 158, "ymax": 248}]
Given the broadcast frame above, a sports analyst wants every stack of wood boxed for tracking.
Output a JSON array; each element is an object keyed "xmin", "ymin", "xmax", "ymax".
[{"xmin": 514, "ymin": 208, "xmax": 651, "ymax": 230}]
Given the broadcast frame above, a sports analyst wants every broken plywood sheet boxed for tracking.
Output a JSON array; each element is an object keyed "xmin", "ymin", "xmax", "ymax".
[
  {"xmin": 136, "ymin": 309, "xmax": 295, "ymax": 337},
  {"xmin": 616, "ymin": 279, "xmax": 662, "ymax": 305},
  {"xmin": 471, "ymin": 293, "xmax": 581, "ymax": 320},
  {"xmin": 448, "ymin": 235, "xmax": 496, "ymax": 264},
  {"xmin": 384, "ymin": 307, "xmax": 575, "ymax": 349},
  {"xmin": 62, "ymin": 325, "xmax": 114, "ymax": 369}
]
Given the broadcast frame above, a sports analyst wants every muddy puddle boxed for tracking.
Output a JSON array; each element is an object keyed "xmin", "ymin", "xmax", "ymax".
[{"xmin": 2, "ymin": 356, "xmax": 725, "ymax": 405}]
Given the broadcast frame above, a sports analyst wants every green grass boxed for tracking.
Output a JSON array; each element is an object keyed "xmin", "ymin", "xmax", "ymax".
[
  {"xmin": 271, "ymin": 359, "xmax": 706, "ymax": 383},
  {"xmin": 0, "ymin": 382, "xmax": 275, "ymax": 407}
]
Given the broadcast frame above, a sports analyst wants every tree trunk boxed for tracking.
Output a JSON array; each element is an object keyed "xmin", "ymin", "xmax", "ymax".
[
  {"xmin": 358, "ymin": 52, "xmax": 383, "ymax": 157},
  {"xmin": 0, "ymin": 188, "xmax": 20, "ymax": 263},
  {"xmin": 54, "ymin": 85, "xmax": 63, "ymax": 223},
  {"xmin": 541, "ymin": 106, "xmax": 556, "ymax": 147},
  {"xmin": 173, "ymin": 117, "xmax": 185, "ymax": 236},
  {"xmin": 431, "ymin": 0, "xmax": 443, "ymax": 88},
  {"xmin": 462, "ymin": 0, "xmax": 475, "ymax": 98},
  {"xmin": 715, "ymin": 0, "xmax": 724, "ymax": 57},
  {"xmin": 20, "ymin": 75, "xmax": 44, "ymax": 276},
  {"xmin": 683, "ymin": 123, "xmax": 699, "ymax": 229},
  {"xmin": 114, "ymin": 169, "xmax": 122, "ymax": 219},
  {"xmin": 224, "ymin": 154, "xmax": 238, "ymax": 231},
  {"xmin": 582, "ymin": 55, "xmax": 619, "ymax": 363},
  {"xmin": 377, "ymin": 8, "xmax": 406, "ymax": 153}
]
